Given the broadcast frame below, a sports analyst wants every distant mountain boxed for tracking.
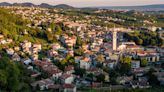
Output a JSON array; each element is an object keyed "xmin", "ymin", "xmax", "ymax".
[
  {"xmin": 54, "ymin": 4, "xmax": 74, "ymax": 9},
  {"xmin": 96, "ymin": 4, "xmax": 164, "ymax": 11},
  {"xmin": 0, "ymin": 2, "xmax": 164, "ymax": 11},
  {"xmin": 39, "ymin": 3, "xmax": 75, "ymax": 9},
  {"xmin": 0, "ymin": 2, "xmax": 75, "ymax": 9},
  {"xmin": 39, "ymin": 3, "xmax": 54, "ymax": 8},
  {"xmin": 0, "ymin": 2, "xmax": 11, "ymax": 6},
  {"xmin": 12, "ymin": 2, "xmax": 36, "ymax": 7}
]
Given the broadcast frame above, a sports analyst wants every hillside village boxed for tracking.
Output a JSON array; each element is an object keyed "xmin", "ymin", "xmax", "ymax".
[{"xmin": 0, "ymin": 6, "xmax": 164, "ymax": 92}]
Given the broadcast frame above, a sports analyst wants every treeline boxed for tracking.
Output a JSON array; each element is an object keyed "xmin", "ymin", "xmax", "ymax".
[
  {"xmin": 0, "ymin": 8, "xmax": 27, "ymax": 40},
  {"xmin": 124, "ymin": 31, "xmax": 163, "ymax": 46},
  {"xmin": 0, "ymin": 55, "xmax": 32, "ymax": 92},
  {"xmin": 93, "ymin": 10, "xmax": 164, "ymax": 27},
  {"xmin": 0, "ymin": 8, "xmax": 66, "ymax": 46},
  {"xmin": 0, "ymin": 8, "xmax": 41, "ymax": 44}
]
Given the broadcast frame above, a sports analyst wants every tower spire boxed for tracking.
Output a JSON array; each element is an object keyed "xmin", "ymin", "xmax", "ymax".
[{"xmin": 112, "ymin": 24, "xmax": 117, "ymax": 51}]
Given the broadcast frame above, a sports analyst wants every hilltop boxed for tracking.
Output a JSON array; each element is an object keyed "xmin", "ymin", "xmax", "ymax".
[
  {"xmin": 1, "ymin": 2, "xmax": 164, "ymax": 11},
  {"xmin": 0, "ymin": 2, "xmax": 75, "ymax": 9}
]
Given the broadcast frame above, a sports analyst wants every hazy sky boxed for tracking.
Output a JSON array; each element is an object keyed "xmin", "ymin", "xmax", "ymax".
[{"xmin": 1, "ymin": 0, "xmax": 164, "ymax": 7}]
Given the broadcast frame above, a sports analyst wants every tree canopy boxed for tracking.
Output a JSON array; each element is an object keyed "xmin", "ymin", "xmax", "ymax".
[
  {"xmin": 0, "ymin": 57, "xmax": 32, "ymax": 92},
  {"xmin": 124, "ymin": 31, "xmax": 163, "ymax": 46}
]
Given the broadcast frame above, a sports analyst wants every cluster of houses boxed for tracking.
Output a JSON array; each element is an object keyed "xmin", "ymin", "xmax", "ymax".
[
  {"xmin": 1, "ymin": 6, "xmax": 163, "ymax": 92},
  {"xmin": 3, "ymin": 32, "xmax": 163, "ymax": 91},
  {"xmin": 30, "ymin": 60, "xmax": 76, "ymax": 91},
  {"xmin": 6, "ymin": 40, "xmax": 41, "ymax": 62},
  {"xmin": 118, "ymin": 42, "xmax": 160, "ymax": 62},
  {"xmin": 0, "ymin": 34, "xmax": 13, "ymax": 45}
]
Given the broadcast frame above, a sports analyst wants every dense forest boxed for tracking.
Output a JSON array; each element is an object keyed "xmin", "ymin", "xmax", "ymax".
[
  {"xmin": 124, "ymin": 31, "xmax": 164, "ymax": 47},
  {"xmin": 0, "ymin": 52, "xmax": 32, "ymax": 92},
  {"xmin": 0, "ymin": 8, "xmax": 28, "ymax": 41}
]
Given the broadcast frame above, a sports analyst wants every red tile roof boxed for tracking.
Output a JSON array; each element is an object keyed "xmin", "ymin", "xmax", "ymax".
[
  {"xmin": 60, "ymin": 74, "xmax": 72, "ymax": 79},
  {"xmin": 63, "ymin": 84, "xmax": 75, "ymax": 88}
]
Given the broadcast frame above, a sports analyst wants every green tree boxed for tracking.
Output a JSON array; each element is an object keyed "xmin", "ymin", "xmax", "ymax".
[
  {"xmin": 109, "ymin": 69, "xmax": 119, "ymax": 78},
  {"xmin": 147, "ymin": 68, "xmax": 159, "ymax": 85},
  {"xmin": 124, "ymin": 31, "xmax": 163, "ymax": 47},
  {"xmin": 46, "ymin": 31, "xmax": 54, "ymax": 42},
  {"xmin": 96, "ymin": 55, "xmax": 105, "ymax": 63},
  {"xmin": 76, "ymin": 37, "xmax": 83, "ymax": 46},
  {"xmin": 0, "ymin": 57, "xmax": 32, "ymax": 91},
  {"xmin": 54, "ymin": 25, "xmax": 62, "ymax": 35},
  {"xmin": 96, "ymin": 74, "xmax": 105, "ymax": 82},
  {"xmin": 74, "ymin": 48, "xmax": 84, "ymax": 56},
  {"xmin": 74, "ymin": 68, "xmax": 86, "ymax": 77},
  {"xmin": 137, "ymin": 38, "xmax": 143, "ymax": 45},
  {"xmin": 119, "ymin": 63, "xmax": 131, "ymax": 75},
  {"xmin": 140, "ymin": 58, "xmax": 148, "ymax": 67},
  {"xmin": 0, "ymin": 70, "xmax": 7, "ymax": 90},
  {"xmin": 120, "ymin": 56, "xmax": 132, "ymax": 65}
]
